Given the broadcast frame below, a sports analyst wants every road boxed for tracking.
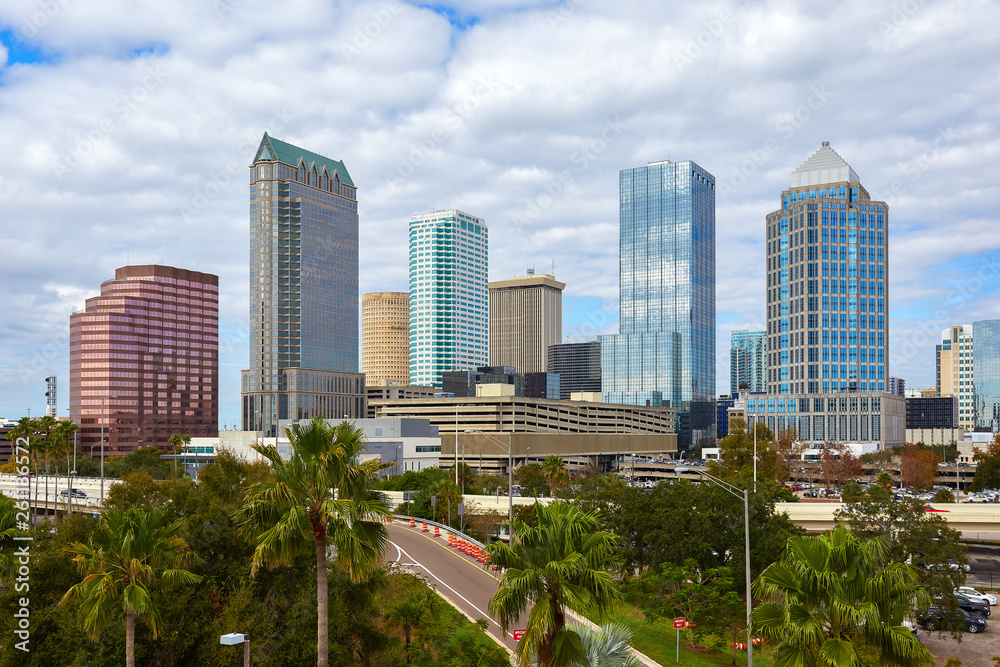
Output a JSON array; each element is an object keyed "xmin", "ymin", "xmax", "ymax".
[{"xmin": 384, "ymin": 519, "xmax": 523, "ymax": 654}]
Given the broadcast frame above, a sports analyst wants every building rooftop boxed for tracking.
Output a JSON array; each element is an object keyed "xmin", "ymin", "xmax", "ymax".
[
  {"xmin": 254, "ymin": 133, "xmax": 354, "ymax": 187},
  {"xmin": 790, "ymin": 141, "xmax": 860, "ymax": 188}
]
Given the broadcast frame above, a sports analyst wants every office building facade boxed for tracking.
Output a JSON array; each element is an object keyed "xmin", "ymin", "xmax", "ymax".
[
  {"xmin": 69, "ymin": 265, "xmax": 219, "ymax": 454},
  {"xmin": 730, "ymin": 330, "xmax": 766, "ymax": 394},
  {"xmin": 361, "ymin": 291, "xmax": 410, "ymax": 386},
  {"xmin": 241, "ymin": 133, "xmax": 365, "ymax": 436},
  {"xmin": 973, "ymin": 319, "xmax": 1000, "ymax": 431},
  {"xmin": 488, "ymin": 273, "xmax": 564, "ymax": 373},
  {"xmin": 409, "ymin": 210, "xmax": 488, "ymax": 387},
  {"xmin": 906, "ymin": 395, "xmax": 959, "ymax": 429},
  {"xmin": 601, "ymin": 160, "xmax": 717, "ymax": 449},
  {"xmin": 548, "ymin": 339, "xmax": 601, "ymax": 400},
  {"xmin": 746, "ymin": 142, "xmax": 904, "ymax": 448},
  {"xmin": 936, "ymin": 324, "xmax": 975, "ymax": 428}
]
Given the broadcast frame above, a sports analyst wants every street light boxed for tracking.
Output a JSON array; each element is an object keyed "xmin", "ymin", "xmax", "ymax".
[
  {"xmin": 220, "ymin": 632, "xmax": 250, "ymax": 666},
  {"xmin": 695, "ymin": 469, "xmax": 754, "ymax": 667},
  {"xmin": 465, "ymin": 430, "xmax": 513, "ymax": 535},
  {"xmin": 68, "ymin": 408, "xmax": 80, "ymax": 515},
  {"xmin": 100, "ymin": 394, "xmax": 118, "ymax": 506}
]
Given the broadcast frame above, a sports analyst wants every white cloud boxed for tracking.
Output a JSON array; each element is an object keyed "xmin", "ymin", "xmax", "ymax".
[{"xmin": 1, "ymin": 0, "xmax": 999, "ymax": 419}]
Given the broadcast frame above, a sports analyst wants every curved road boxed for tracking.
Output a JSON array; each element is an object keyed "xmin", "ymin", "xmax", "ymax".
[{"xmin": 384, "ymin": 519, "xmax": 525, "ymax": 654}]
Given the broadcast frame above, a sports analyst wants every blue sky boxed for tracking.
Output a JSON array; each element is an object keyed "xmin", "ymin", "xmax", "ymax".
[{"xmin": 1, "ymin": 0, "xmax": 998, "ymax": 424}]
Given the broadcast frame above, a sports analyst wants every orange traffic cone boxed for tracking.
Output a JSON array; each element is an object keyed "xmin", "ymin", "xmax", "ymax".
[
  {"xmin": 422, "ymin": 522, "xmax": 428, "ymax": 532},
  {"xmin": 434, "ymin": 525, "xmax": 440, "ymax": 537},
  {"xmin": 409, "ymin": 517, "xmax": 415, "ymax": 528}
]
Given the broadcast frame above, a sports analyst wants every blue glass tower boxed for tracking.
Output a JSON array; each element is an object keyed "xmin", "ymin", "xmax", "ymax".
[
  {"xmin": 973, "ymin": 319, "xmax": 1000, "ymax": 431},
  {"xmin": 601, "ymin": 160, "xmax": 717, "ymax": 449}
]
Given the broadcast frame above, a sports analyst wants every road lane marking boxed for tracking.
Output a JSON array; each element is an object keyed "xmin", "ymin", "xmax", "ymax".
[
  {"xmin": 392, "ymin": 523, "xmax": 502, "ymax": 582},
  {"xmin": 388, "ymin": 539, "xmax": 511, "ymax": 642}
]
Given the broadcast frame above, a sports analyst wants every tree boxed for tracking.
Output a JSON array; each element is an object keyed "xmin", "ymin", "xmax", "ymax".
[
  {"xmin": 899, "ymin": 444, "xmax": 940, "ymax": 491},
  {"xmin": 487, "ymin": 502, "xmax": 622, "ymax": 667},
  {"xmin": 775, "ymin": 428, "xmax": 805, "ymax": 482},
  {"xmin": 542, "ymin": 455, "xmax": 570, "ymax": 496},
  {"xmin": 969, "ymin": 433, "xmax": 1000, "ymax": 491},
  {"xmin": 385, "ymin": 595, "xmax": 426, "ymax": 663},
  {"xmin": 60, "ymin": 507, "xmax": 202, "ymax": 667},
  {"xmin": 715, "ymin": 419, "xmax": 777, "ymax": 480},
  {"xmin": 571, "ymin": 622, "xmax": 641, "ymax": 667},
  {"xmin": 818, "ymin": 443, "xmax": 863, "ymax": 494},
  {"xmin": 5, "ymin": 417, "xmax": 36, "ymax": 520},
  {"xmin": 518, "ymin": 462, "xmax": 548, "ymax": 496},
  {"xmin": 752, "ymin": 526, "xmax": 933, "ymax": 666},
  {"xmin": 235, "ymin": 418, "xmax": 390, "ymax": 667},
  {"xmin": 835, "ymin": 495, "xmax": 968, "ymax": 613}
]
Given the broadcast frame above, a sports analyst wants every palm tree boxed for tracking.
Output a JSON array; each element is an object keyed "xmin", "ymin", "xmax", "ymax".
[
  {"xmin": 51, "ymin": 420, "xmax": 77, "ymax": 515},
  {"xmin": 168, "ymin": 433, "xmax": 184, "ymax": 478},
  {"xmin": 571, "ymin": 622, "xmax": 642, "ymax": 667},
  {"xmin": 542, "ymin": 455, "xmax": 569, "ymax": 496},
  {"xmin": 487, "ymin": 502, "xmax": 622, "ymax": 667},
  {"xmin": 0, "ymin": 495, "xmax": 21, "ymax": 584},
  {"xmin": 385, "ymin": 596, "xmax": 427, "ymax": 662},
  {"xmin": 752, "ymin": 525, "xmax": 933, "ymax": 667},
  {"xmin": 36, "ymin": 415, "xmax": 58, "ymax": 512},
  {"xmin": 60, "ymin": 506, "xmax": 202, "ymax": 667},
  {"xmin": 5, "ymin": 417, "xmax": 36, "ymax": 521},
  {"xmin": 235, "ymin": 417, "xmax": 390, "ymax": 667}
]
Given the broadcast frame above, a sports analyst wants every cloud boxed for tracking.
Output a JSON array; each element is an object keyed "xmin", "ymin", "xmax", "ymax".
[{"xmin": 1, "ymin": 0, "xmax": 999, "ymax": 421}]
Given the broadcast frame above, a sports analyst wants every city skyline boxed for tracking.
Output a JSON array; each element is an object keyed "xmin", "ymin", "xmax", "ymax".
[{"xmin": 2, "ymin": 1, "xmax": 999, "ymax": 425}]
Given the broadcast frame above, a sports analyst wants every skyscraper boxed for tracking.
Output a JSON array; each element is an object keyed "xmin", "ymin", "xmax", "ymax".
[
  {"xmin": 972, "ymin": 319, "xmax": 1000, "ymax": 431},
  {"xmin": 730, "ymin": 329, "xmax": 766, "ymax": 394},
  {"xmin": 745, "ymin": 142, "xmax": 905, "ymax": 447},
  {"xmin": 936, "ymin": 324, "xmax": 974, "ymax": 428},
  {"xmin": 601, "ymin": 159, "xmax": 717, "ymax": 449},
  {"xmin": 241, "ymin": 133, "xmax": 365, "ymax": 436},
  {"xmin": 409, "ymin": 210, "xmax": 488, "ymax": 387},
  {"xmin": 488, "ymin": 272, "xmax": 564, "ymax": 373},
  {"xmin": 361, "ymin": 292, "xmax": 410, "ymax": 386},
  {"xmin": 548, "ymin": 339, "xmax": 601, "ymax": 400},
  {"xmin": 69, "ymin": 265, "xmax": 219, "ymax": 454}
]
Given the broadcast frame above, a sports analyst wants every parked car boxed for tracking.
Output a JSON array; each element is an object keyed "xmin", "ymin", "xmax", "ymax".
[
  {"xmin": 916, "ymin": 606, "xmax": 988, "ymax": 633},
  {"xmin": 955, "ymin": 594, "xmax": 991, "ymax": 617},
  {"xmin": 957, "ymin": 587, "xmax": 998, "ymax": 606},
  {"xmin": 59, "ymin": 488, "xmax": 87, "ymax": 498}
]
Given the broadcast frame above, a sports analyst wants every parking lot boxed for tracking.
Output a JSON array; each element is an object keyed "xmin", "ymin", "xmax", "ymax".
[{"xmin": 917, "ymin": 625, "xmax": 1000, "ymax": 666}]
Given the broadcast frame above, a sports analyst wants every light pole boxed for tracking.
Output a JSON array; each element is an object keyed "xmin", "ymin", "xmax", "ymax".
[
  {"xmin": 68, "ymin": 409, "xmax": 79, "ymax": 515},
  {"xmin": 395, "ymin": 444, "xmax": 402, "ymax": 478},
  {"xmin": 220, "ymin": 632, "xmax": 250, "ymax": 666},
  {"xmin": 696, "ymin": 469, "xmax": 754, "ymax": 667},
  {"xmin": 465, "ymin": 430, "xmax": 513, "ymax": 536},
  {"xmin": 100, "ymin": 394, "xmax": 118, "ymax": 506}
]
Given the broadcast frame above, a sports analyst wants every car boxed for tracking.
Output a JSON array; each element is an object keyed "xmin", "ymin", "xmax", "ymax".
[
  {"xmin": 59, "ymin": 489, "xmax": 87, "ymax": 498},
  {"xmin": 957, "ymin": 587, "xmax": 998, "ymax": 606},
  {"xmin": 926, "ymin": 561, "xmax": 972, "ymax": 573},
  {"xmin": 917, "ymin": 606, "xmax": 988, "ymax": 634},
  {"xmin": 955, "ymin": 594, "xmax": 991, "ymax": 617}
]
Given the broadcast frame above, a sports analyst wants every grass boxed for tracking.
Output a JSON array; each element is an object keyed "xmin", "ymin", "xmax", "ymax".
[{"xmin": 587, "ymin": 603, "xmax": 771, "ymax": 667}]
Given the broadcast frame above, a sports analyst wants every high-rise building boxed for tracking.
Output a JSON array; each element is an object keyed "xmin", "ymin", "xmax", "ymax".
[
  {"xmin": 45, "ymin": 376, "xmax": 57, "ymax": 417},
  {"xmin": 936, "ymin": 324, "xmax": 974, "ymax": 428},
  {"xmin": 548, "ymin": 339, "xmax": 601, "ymax": 400},
  {"xmin": 601, "ymin": 159, "xmax": 717, "ymax": 449},
  {"xmin": 489, "ymin": 272, "xmax": 564, "ymax": 373},
  {"xmin": 730, "ymin": 330, "xmax": 766, "ymax": 394},
  {"xmin": 972, "ymin": 319, "xmax": 1000, "ymax": 431},
  {"xmin": 745, "ymin": 142, "xmax": 905, "ymax": 447},
  {"xmin": 409, "ymin": 210, "xmax": 489, "ymax": 387},
  {"xmin": 241, "ymin": 134, "xmax": 366, "ymax": 436},
  {"xmin": 887, "ymin": 376, "xmax": 905, "ymax": 396},
  {"xmin": 361, "ymin": 292, "xmax": 410, "ymax": 386},
  {"xmin": 69, "ymin": 265, "xmax": 219, "ymax": 454}
]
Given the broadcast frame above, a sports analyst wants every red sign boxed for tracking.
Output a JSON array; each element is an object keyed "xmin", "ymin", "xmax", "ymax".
[
  {"xmin": 673, "ymin": 617, "xmax": 686, "ymax": 629},
  {"xmin": 512, "ymin": 629, "xmax": 526, "ymax": 640}
]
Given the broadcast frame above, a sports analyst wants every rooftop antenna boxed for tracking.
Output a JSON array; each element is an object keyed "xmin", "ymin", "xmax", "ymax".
[
  {"xmin": 551, "ymin": 258, "xmax": 555, "ymax": 275},
  {"xmin": 526, "ymin": 265, "xmax": 535, "ymax": 276}
]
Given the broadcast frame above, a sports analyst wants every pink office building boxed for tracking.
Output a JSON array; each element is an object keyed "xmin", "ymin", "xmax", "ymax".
[{"xmin": 69, "ymin": 265, "xmax": 219, "ymax": 455}]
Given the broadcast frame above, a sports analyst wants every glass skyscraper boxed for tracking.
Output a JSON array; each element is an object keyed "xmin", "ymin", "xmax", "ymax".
[
  {"xmin": 601, "ymin": 160, "xmax": 717, "ymax": 449},
  {"xmin": 972, "ymin": 319, "xmax": 1000, "ymax": 431},
  {"xmin": 409, "ymin": 210, "xmax": 489, "ymax": 387},
  {"xmin": 730, "ymin": 329, "xmax": 766, "ymax": 394},
  {"xmin": 241, "ymin": 133, "xmax": 365, "ymax": 436},
  {"xmin": 745, "ymin": 142, "xmax": 905, "ymax": 447}
]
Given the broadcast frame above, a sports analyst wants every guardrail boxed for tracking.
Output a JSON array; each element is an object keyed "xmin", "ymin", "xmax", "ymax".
[{"xmin": 391, "ymin": 513, "xmax": 488, "ymax": 551}]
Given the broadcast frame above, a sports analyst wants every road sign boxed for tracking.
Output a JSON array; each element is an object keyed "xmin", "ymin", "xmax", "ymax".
[
  {"xmin": 673, "ymin": 617, "xmax": 686, "ymax": 629},
  {"xmin": 512, "ymin": 629, "xmax": 526, "ymax": 640}
]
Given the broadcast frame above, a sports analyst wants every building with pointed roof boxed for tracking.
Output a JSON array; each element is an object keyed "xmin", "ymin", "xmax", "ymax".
[
  {"xmin": 745, "ymin": 142, "xmax": 905, "ymax": 448},
  {"xmin": 241, "ymin": 134, "xmax": 365, "ymax": 436}
]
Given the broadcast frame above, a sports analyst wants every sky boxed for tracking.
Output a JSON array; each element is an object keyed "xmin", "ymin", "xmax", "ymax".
[{"xmin": 1, "ymin": 0, "xmax": 998, "ymax": 427}]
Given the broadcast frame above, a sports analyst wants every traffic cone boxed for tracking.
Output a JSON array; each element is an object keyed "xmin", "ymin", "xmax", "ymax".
[
  {"xmin": 422, "ymin": 522, "xmax": 428, "ymax": 532},
  {"xmin": 434, "ymin": 525, "xmax": 440, "ymax": 537},
  {"xmin": 409, "ymin": 517, "xmax": 415, "ymax": 528}
]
